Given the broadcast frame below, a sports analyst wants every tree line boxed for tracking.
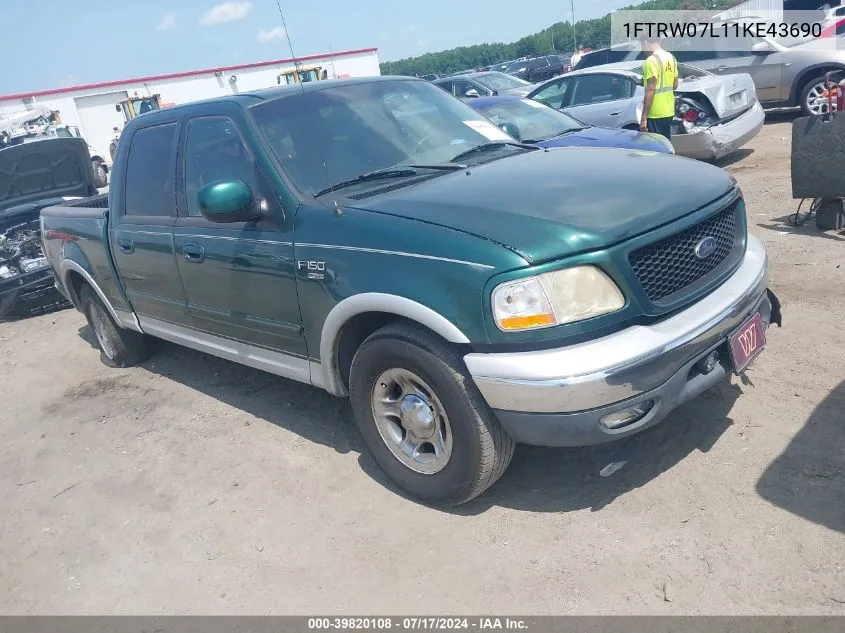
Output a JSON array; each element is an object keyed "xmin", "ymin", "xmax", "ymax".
[{"xmin": 379, "ymin": 0, "xmax": 736, "ymax": 77}]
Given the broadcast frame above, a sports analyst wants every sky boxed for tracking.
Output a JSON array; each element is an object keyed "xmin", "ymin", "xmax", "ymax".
[{"xmin": 0, "ymin": 0, "xmax": 631, "ymax": 95}]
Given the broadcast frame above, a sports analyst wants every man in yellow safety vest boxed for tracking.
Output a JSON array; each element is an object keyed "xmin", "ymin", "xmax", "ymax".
[{"xmin": 638, "ymin": 34, "xmax": 679, "ymax": 140}]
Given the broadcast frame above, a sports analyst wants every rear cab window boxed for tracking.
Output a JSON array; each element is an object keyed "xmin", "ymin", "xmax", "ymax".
[{"xmin": 124, "ymin": 123, "xmax": 178, "ymax": 220}]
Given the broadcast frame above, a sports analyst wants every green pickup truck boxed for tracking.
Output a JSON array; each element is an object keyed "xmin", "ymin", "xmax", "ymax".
[{"xmin": 41, "ymin": 76, "xmax": 782, "ymax": 506}]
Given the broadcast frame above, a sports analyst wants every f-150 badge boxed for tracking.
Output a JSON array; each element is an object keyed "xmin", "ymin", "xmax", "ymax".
[{"xmin": 297, "ymin": 260, "xmax": 326, "ymax": 280}]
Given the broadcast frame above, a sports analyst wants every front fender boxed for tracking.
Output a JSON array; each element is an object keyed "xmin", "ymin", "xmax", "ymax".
[
  {"xmin": 292, "ymin": 204, "xmax": 528, "ymax": 395},
  {"xmin": 318, "ymin": 293, "xmax": 472, "ymax": 395}
]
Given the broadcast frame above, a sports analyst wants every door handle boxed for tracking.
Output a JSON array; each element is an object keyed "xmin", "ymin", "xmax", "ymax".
[
  {"xmin": 117, "ymin": 237, "xmax": 134, "ymax": 254},
  {"xmin": 609, "ymin": 112, "xmax": 621, "ymax": 116},
  {"xmin": 182, "ymin": 243, "xmax": 205, "ymax": 263}
]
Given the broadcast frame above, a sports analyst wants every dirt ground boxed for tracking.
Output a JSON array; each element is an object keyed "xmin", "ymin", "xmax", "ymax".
[{"xmin": 1, "ymin": 116, "xmax": 843, "ymax": 615}]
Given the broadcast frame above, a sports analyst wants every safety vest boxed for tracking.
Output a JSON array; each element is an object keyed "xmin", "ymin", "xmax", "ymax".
[{"xmin": 643, "ymin": 49, "xmax": 678, "ymax": 120}]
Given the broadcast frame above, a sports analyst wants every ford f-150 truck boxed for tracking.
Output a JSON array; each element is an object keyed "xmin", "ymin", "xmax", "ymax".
[{"xmin": 41, "ymin": 76, "xmax": 782, "ymax": 506}]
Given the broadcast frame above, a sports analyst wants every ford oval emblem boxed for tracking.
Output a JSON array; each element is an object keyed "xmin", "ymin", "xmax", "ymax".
[{"xmin": 695, "ymin": 236, "xmax": 718, "ymax": 259}]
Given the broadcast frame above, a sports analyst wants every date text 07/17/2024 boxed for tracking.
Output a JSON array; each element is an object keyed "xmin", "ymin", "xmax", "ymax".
[{"xmin": 307, "ymin": 618, "xmax": 528, "ymax": 630}]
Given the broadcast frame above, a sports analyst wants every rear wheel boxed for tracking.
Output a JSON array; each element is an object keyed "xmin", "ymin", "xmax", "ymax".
[
  {"xmin": 349, "ymin": 321, "xmax": 515, "ymax": 506},
  {"xmin": 800, "ymin": 75, "xmax": 831, "ymax": 117},
  {"xmin": 79, "ymin": 285, "xmax": 149, "ymax": 368},
  {"xmin": 92, "ymin": 159, "xmax": 107, "ymax": 188}
]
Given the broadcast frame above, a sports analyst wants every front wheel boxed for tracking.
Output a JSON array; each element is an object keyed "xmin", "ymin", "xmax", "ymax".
[
  {"xmin": 80, "ymin": 285, "xmax": 150, "ymax": 368},
  {"xmin": 349, "ymin": 322, "xmax": 515, "ymax": 506}
]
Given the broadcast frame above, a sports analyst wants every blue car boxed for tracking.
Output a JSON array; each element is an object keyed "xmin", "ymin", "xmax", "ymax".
[{"xmin": 465, "ymin": 95, "xmax": 675, "ymax": 154}]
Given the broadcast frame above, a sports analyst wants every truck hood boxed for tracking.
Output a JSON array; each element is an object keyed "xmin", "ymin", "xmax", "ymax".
[
  {"xmin": 677, "ymin": 73, "xmax": 757, "ymax": 120},
  {"xmin": 346, "ymin": 147, "xmax": 735, "ymax": 264},
  {"xmin": 0, "ymin": 137, "xmax": 96, "ymax": 218}
]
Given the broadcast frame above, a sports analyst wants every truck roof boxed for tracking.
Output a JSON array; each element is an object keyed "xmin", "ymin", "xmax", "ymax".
[{"xmin": 139, "ymin": 75, "xmax": 418, "ymax": 116}]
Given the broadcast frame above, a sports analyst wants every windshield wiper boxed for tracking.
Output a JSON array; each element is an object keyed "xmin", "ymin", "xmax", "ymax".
[
  {"xmin": 546, "ymin": 127, "xmax": 591, "ymax": 140},
  {"xmin": 314, "ymin": 164, "xmax": 466, "ymax": 197},
  {"xmin": 449, "ymin": 141, "xmax": 538, "ymax": 164},
  {"xmin": 521, "ymin": 128, "xmax": 591, "ymax": 144}
]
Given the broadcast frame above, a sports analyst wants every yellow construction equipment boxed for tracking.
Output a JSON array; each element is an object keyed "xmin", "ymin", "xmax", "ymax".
[
  {"xmin": 277, "ymin": 65, "xmax": 328, "ymax": 85},
  {"xmin": 114, "ymin": 94, "xmax": 164, "ymax": 124},
  {"xmin": 110, "ymin": 94, "xmax": 166, "ymax": 160}
]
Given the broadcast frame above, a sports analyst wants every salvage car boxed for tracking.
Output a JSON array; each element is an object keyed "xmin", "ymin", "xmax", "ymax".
[
  {"xmin": 574, "ymin": 28, "xmax": 845, "ymax": 117},
  {"xmin": 433, "ymin": 71, "xmax": 535, "ymax": 98},
  {"xmin": 0, "ymin": 138, "xmax": 94, "ymax": 319},
  {"xmin": 41, "ymin": 76, "xmax": 781, "ymax": 506},
  {"xmin": 526, "ymin": 62, "xmax": 765, "ymax": 160},
  {"xmin": 466, "ymin": 95, "xmax": 675, "ymax": 154}
]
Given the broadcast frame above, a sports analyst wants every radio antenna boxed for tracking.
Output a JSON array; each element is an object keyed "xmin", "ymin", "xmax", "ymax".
[{"xmin": 273, "ymin": 0, "xmax": 340, "ymax": 213}]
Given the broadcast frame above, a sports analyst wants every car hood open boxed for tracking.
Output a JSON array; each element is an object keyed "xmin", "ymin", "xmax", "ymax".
[
  {"xmin": 345, "ymin": 146, "xmax": 735, "ymax": 264},
  {"xmin": 0, "ymin": 138, "xmax": 96, "ymax": 224}
]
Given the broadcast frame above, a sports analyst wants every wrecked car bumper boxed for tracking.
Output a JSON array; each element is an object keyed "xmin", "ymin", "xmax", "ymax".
[
  {"xmin": 0, "ymin": 267, "xmax": 69, "ymax": 319},
  {"xmin": 672, "ymin": 101, "xmax": 765, "ymax": 161},
  {"xmin": 465, "ymin": 236, "xmax": 781, "ymax": 447}
]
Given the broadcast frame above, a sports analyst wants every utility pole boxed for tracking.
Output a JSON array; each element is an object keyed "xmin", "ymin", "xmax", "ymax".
[{"xmin": 571, "ymin": 0, "xmax": 577, "ymax": 51}]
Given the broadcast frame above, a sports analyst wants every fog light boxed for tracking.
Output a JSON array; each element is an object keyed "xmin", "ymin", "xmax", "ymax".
[
  {"xmin": 599, "ymin": 401, "xmax": 654, "ymax": 430},
  {"xmin": 697, "ymin": 351, "xmax": 720, "ymax": 375}
]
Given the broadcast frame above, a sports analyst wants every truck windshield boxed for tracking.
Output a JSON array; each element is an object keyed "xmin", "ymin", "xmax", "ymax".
[{"xmin": 249, "ymin": 79, "xmax": 524, "ymax": 196}]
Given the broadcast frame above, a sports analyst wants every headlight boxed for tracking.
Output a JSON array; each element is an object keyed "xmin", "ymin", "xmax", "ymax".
[{"xmin": 492, "ymin": 266, "xmax": 625, "ymax": 332}]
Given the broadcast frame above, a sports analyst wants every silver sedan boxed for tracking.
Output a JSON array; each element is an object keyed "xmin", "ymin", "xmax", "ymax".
[{"xmin": 525, "ymin": 62, "xmax": 765, "ymax": 160}]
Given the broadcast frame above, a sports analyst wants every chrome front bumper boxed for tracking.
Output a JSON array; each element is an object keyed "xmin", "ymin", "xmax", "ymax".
[
  {"xmin": 465, "ymin": 235, "xmax": 779, "ymax": 447},
  {"xmin": 672, "ymin": 101, "xmax": 766, "ymax": 161}
]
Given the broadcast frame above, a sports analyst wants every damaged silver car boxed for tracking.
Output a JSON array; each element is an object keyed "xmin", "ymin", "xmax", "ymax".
[
  {"xmin": 0, "ymin": 137, "xmax": 97, "ymax": 319},
  {"xmin": 526, "ymin": 61, "xmax": 765, "ymax": 161}
]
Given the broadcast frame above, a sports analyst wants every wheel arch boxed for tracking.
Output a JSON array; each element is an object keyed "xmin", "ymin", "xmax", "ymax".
[
  {"xmin": 790, "ymin": 63, "xmax": 845, "ymax": 106},
  {"xmin": 60, "ymin": 259, "xmax": 141, "ymax": 332},
  {"xmin": 318, "ymin": 293, "xmax": 471, "ymax": 397}
]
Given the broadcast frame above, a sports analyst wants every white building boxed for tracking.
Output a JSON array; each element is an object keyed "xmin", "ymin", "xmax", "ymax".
[{"xmin": 0, "ymin": 47, "xmax": 381, "ymax": 162}]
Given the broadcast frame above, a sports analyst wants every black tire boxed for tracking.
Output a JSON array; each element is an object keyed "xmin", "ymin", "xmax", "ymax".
[
  {"xmin": 0, "ymin": 291, "xmax": 18, "ymax": 320},
  {"xmin": 92, "ymin": 159, "xmax": 108, "ymax": 188},
  {"xmin": 799, "ymin": 75, "xmax": 830, "ymax": 117},
  {"xmin": 79, "ymin": 284, "xmax": 149, "ymax": 368},
  {"xmin": 349, "ymin": 321, "xmax": 515, "ymax": 506}
]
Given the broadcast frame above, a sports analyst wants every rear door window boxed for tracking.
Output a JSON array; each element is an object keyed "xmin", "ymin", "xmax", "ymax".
[
  {"xmin": 569, "ymin": 74, "xmax": 634, "ymax": 106},
  {"xmin": 124, "ymin": 123, "xmax": 178, "ymax": 217}
]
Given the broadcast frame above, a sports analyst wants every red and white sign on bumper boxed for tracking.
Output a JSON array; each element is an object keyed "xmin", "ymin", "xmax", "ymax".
[{"xmin": 728, "ymin": 313, "xmax": 767, "ymax": 373}]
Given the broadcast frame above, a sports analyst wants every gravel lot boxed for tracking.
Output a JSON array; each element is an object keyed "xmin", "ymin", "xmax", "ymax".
[{"xmin": 1, "ymin": 115, "xmax": 843, "ymax": 615}]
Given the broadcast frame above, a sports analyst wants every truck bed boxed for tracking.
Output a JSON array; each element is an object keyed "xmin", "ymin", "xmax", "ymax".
[{"xmin": 40, "ymin": 194, "xmax": 134, "ymax": 319}]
